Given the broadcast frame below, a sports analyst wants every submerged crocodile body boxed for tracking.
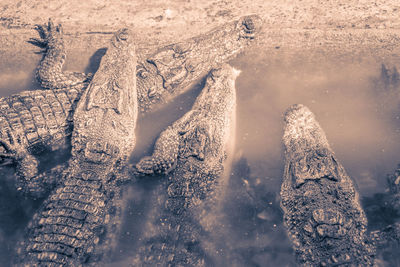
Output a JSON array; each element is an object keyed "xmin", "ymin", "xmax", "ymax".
[
  {"xmin": 132, "ymin": 64, "xmax": 238, "ymax": 266},
  {"xmin": 14, "ymin": 28, "xmax": 138, "ymax": 266},
  {"xmin": 280, "ymin": 104, "xmax": 376, "ymax": 266},
  {"xmin": 386, "ymin": 166, "xmax": 400, "ymax": 212},
  {"xmin": 368, "ymin": 166, "xmax": 400, "ymax": 264},
  {"xmin": 0, "ymin": 86, "xmax": 83, "ymax": 196},
  {"xmin": 0, "ymin": 15, "xmax": 261, "ymax": 194}
]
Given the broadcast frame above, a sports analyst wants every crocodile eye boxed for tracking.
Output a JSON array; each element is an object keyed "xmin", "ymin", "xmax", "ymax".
[
  {"xmin": 172, "ymin": 44, "xmax": 183, "ymax": 54},
  {"xmin": 138, "ymin": 69, "xmax": 148, "ymax": 79},
  {"xmin": 148, "ymin": 87, "xmax": 157, "ymax": 98},
  {"xmin": 113, "ymin": 79, "xmax": 122, "ymax": 89},
  {"xmin": 117, "ymin": 28, "xmax": 129, "ymax": 41}
]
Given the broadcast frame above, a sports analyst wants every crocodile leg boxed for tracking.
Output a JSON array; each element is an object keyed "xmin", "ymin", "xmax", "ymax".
[
  {"xmin": 0, "ymin": 130, "xmax": 66, "ymax": 198},
  {"xmin": 135, "ymin": 111, "xmax": 199, "ymax": 175},
  {"xmin": 15, "ymin": 165, "xmax": 66, "ymax": 199},
  {"xmin": 29, "ymin": 19, "xmax": 92, "ymax": 89},
  {"xmin": 134, "ymin": 129, "xmax": 180, "ymax": 175},
  {"xmin": 0, "ymin": 130, "xmax": 39, "ymax": 183},
  {"xmin": 30, "ymin": 16, "xmax": 262, "ymax": 113}
]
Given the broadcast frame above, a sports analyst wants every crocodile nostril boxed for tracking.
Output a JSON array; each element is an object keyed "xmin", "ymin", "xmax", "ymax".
[
  {"xmin": 138, "ymin": 70, "xmax": 148, "ymax": 79},
  {"xmin": 148, "ymin": 87, "xmax": 157, "ymax": 98}
]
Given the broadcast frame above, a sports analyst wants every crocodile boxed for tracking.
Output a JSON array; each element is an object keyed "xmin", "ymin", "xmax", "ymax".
[
  {"xmin": 131, "ymin": 64, "xmax": 238, "ymax": 266},
  {"xmin": 385, "ymin": 165, "xmax": 400, "ymax": 212},
  {"xmin": 31, "ymin": 16, "xmax": 261, "ymax": 113},
  {"xmin": 14, "ymin": 27, "xmax": 138, "ymax": 266},
  {"xmin": 368, "ymin": 166, "xmax": 400, "ymax": 265},
  {"xmin": 0, "ymin": 15, "xmax": 262, "ymax": 194},
  {"xmin": 0, "ymin": 85, "xmax": 82, "ymax": 196},
  {"xmin": 280, "ymin": 104, "xmax": 376, "ymax": 266}
]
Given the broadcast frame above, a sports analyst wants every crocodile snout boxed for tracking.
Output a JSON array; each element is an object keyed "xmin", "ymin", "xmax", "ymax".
[
  {"xmin": 283, "ymin": 104, "xmax": 314, "ymax": 124},
  {"xmin": 282, "ymin": 104, "xmax": 331, "ymax": 158}
]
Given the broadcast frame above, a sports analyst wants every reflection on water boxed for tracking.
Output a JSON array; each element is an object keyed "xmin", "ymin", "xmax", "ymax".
[
  {"xmin": 0, "ymin": 49, "xmax": 399, "ymax": 266},
  {"xmin": 0, "ymin": 69, "xmax": 40, "ymax": 96}
]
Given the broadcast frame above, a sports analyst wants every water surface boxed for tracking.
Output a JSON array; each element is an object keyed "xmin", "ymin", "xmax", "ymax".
[{"xmin": 0, "ymin": 48, "xmax": 399, "ymax": 266}]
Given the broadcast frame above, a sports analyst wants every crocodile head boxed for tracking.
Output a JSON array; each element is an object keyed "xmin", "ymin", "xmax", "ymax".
[
  {"xmin": 85, "ymin": 28, "xmax": 137, "ymax": 115},
  {"xmin": 193, "ymin": 63, "xmax": 240, "ymax": 116},
  {"xmin": 136, "ymin": 15, "xmax": 262, "ymax": 113},
  {"xmin": 177, "ymin": 64, "xmax": 239, "ymax": 168},
  {"xmin": 281, "ymin": 104, "xmax": 375, "ymax": 266},
  {"xmin": 282, "ymin": 104, "xmax": 339, "ymax": 188}
]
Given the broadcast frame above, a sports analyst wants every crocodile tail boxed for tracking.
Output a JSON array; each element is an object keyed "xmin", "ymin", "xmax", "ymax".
[{"xmin": 14, "ymin": 176, "xmax": 114, "ymax": 265}]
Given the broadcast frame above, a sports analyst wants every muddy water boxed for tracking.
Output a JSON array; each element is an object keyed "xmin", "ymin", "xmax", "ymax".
[
  {"xmin": 0, "ymin": 49, "xmax": 400, "ymax": 266},
  {"xmin": 233, "ymin": 55, "xmax": 400, "ymax": 196}
]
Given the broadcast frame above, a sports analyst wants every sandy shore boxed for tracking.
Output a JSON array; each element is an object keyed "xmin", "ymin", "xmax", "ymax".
[{"xmin": 0, "ymin": 0, "xmax": 400, "ymax": 61}]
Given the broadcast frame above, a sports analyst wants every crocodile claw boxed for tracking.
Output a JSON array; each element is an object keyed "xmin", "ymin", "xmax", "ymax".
[
  {"xmin": 0, "ymin": 131, "xmax": 39, "ymax": 181},
  {"xmin": 28, "ymin": 18, "xmax": 62, "ymax": 50},
  {"xmin": 0, "ymin": 139, "xmax": 18, "ymax": 159},
  {"xmin": 27, "ymin": 38, "xmax": 47, "ymax": 48},
  {"xmin": 34, "ymin": 24, "xmax": 47, "ymax": 39}
]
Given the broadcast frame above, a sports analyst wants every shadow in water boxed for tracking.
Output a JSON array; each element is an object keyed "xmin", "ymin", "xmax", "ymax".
[
  {"xmin": 0, "ymin": 167, "xmax": 46, "ymax": 267},
  {"xmin": 363, "ymin": 189, "xmax": 400, "ymax": 266},
  {"xmin": 84, "ymin": 47, "xmax": 107, "ymax": 74},
  {"xmin": 219, "ymin": 156, "xmax": 295, "ymax": 266}
]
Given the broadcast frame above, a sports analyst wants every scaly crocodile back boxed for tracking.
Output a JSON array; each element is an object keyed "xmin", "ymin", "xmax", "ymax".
[
  {"xmin": 16, "ymin": 173, "xmax": 120, "ymax": 266},
  {"xmin": 15, "ymin": 28, "xmax": 137, "ymax": 266},
  {"xmin": 0, "ymin": 86, "xmax": 84, "ymax": 155},
  {"xmin": 134, "ymin": 64, "xmax": 238, "ymax": 266}
]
